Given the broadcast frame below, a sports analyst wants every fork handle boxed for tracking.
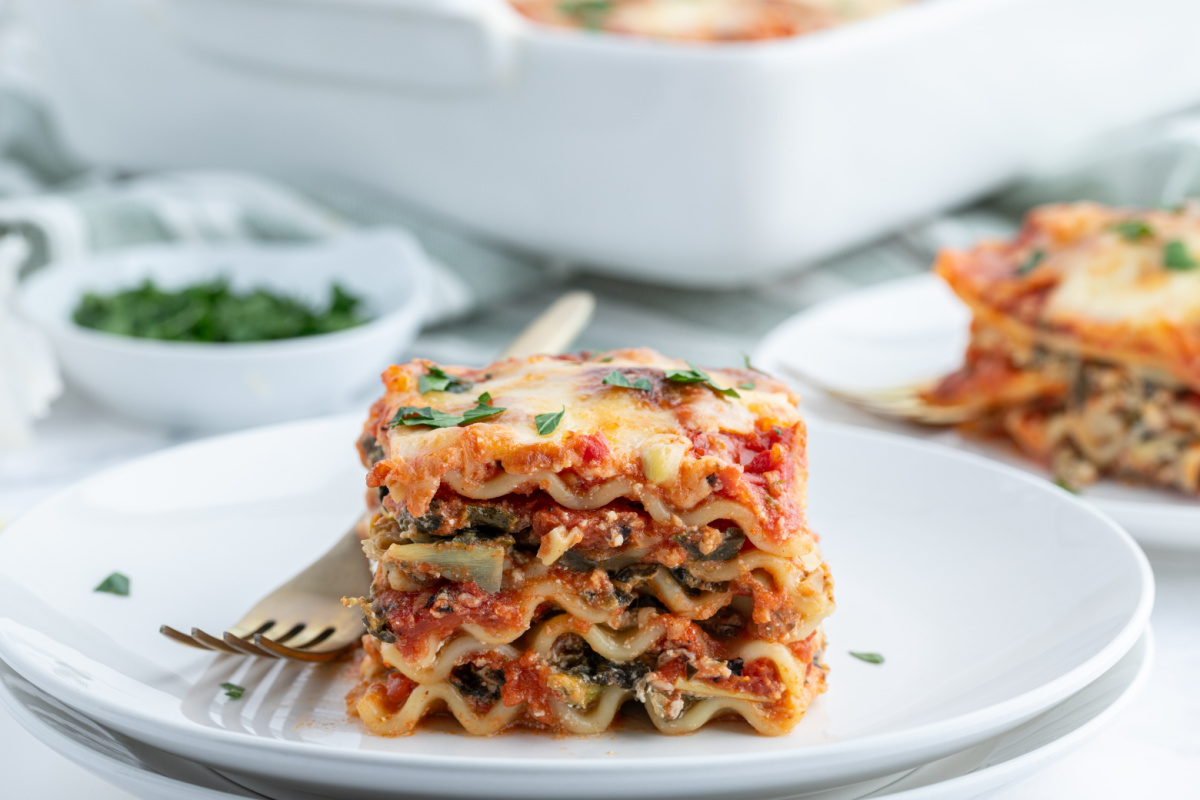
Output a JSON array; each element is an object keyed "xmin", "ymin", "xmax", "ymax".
[{"xmin": 499, "ymin": 291, "xmax": 596, "ymax": 360}]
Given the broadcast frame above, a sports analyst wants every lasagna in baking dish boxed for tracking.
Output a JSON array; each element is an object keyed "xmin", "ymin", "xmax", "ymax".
[
  {"xmin": 511, "ymin": 0, "xmax": 908, "ymax": 42},
  {"xmin": 345, "ymin": 348, "xmax": 834, "ymax": 735},
  {"xmin": 928, "ymin": 201, "xmax": 1200, "ymax": 492}
]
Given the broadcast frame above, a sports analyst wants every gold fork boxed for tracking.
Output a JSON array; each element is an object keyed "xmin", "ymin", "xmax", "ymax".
[
  {"xmin": 777, "ymin": 364, "xmax": 983, "ymax": 426},
  {"xmin": 159, "ymin": 291, "xmax": 597, "ymax": 661}
]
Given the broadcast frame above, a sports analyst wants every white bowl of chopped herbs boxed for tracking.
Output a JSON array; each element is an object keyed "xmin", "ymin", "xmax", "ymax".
[{"xmin": 18, "ymin": 234, "xmax": 430, "ymax": 429}]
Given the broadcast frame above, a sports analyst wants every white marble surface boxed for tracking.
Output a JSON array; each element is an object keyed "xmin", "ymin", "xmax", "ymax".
[{"xmin": 2, "ymin": 281, "xmax": 1199, "ymax": 798}]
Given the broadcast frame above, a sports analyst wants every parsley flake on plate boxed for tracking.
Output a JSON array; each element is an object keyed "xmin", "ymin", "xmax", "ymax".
[
  {"xmin": 664, "ymin": 363, "xmax": 740, "ymax": 398},
  {"xmin": 418, "ymin": 365, "xmax": 473, "ymax": 395},
  {"xmin": 603, "ymin": 370, "xmax": 652, "ymax": 392},
  {"xmin": 849, "ymin": 651, "xmax": 885, "ymax": 664},
  {"xmin": 388, "ymin": 393, "xmax": 506, "ymax": 429},
  {"xmin": 220, "ymin": 682, "xmax": 246, "ymax": 700},
  {"xmin": 535, "ymin": 406, "xmax": 566, "ymax": 435},
  {"xmin": 94, "ymin": 572, "xmax": 130, "ymax": 596}
]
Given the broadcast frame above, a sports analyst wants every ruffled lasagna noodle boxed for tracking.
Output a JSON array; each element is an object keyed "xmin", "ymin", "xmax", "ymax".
[
  {"xmin": 928, "ymin": 201, "xmax": 1200, "ymax": 492},
  {"xmin": 345, "ymin": 348, "xmax": 834, "ymax": 736}
]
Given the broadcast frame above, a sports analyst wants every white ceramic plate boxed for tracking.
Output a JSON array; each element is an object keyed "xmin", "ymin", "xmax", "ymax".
[
  {"xmin": 754, "ymin": 273, "xmax": 1200, "ymax": 550},
  {"xmin": 0, "ymin": 415, "xmax": 1152, "ymax": 799},
  {"xmin": 0, "ymin": 630, "xmax": 1155, "ymax": 800}
]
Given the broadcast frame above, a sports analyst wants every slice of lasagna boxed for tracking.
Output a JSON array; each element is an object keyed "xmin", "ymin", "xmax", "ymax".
[
  {"xmin": 344, "ymin": 348, "xmax": 834, "ymax": 736},
  {"xmin": 928, "ymin": 201, "xmax": 1200, "ymax": 492}
]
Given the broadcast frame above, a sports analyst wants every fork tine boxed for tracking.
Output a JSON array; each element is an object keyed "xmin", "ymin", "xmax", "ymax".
[
  {"xmin": 223, "ymin": 631, "xmax": 280, "ymax": 658},
  {"xmin": 190, "ymin": 628, "xmax": 242, "ymax": 654},
  {"xmin": 270, "ymin": 623, "xmax": 306, "ymax": 644},
  {"xmin": 255, "ymin": 633, "xmax": 357, "ymax": 662},
  {"xmin": 159, "ymin": 625, "xmax": 210, "ymax": 649},
  {"xmin": 787, "ymin": 368, "xmax": 980, "ymax": 426},
  {"xmin": 292, "ymin": 627, "xmax": 335, "ymax": 649}
]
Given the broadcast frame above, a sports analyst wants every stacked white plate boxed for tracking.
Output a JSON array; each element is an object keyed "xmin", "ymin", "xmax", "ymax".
[{"xmin": 0, "ymin": 414, "xmax": 1154, "ymax": 800}]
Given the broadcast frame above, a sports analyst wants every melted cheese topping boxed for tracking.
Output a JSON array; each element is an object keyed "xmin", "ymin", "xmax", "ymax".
[
  {"xmin": 360, "ymin": 348, "xmax": 809, "ymax": 550},
  {"xmin": 510, "ymin": 0, "xmax": 906, "ymax": 42}
]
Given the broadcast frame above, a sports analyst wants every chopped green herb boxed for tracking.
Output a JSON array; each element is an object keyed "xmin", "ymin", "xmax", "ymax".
[
  {"xmin": 72, "ymin": 279, "xmax": 370, "ymax": 343},
  {"xmin": 418, "ymin": 365, "xmax": 473, "ymax": 395},
  {"xmin": 1164, "ymin": 240, "xmax": 1198, "ymax": 271},
  {"xmin": 1016, "ymin": 249, "xmax": 1045, "ymax": 276},
  {"xmin": 1110, "ymin": 220, "xmax": 1156, "ymax": 241},
  {"xmin": 388, "ymin": 393, "xmax": 506, "ymax": 429},
  {"xmin": 849, "ymin": 651, "xmax": 885, "ymax": 664},
  {"xmin": 94, "ymin": 572, "xmax": 130, "ymax": 596},
  {"xmin": 742, "ymin": 352, "xmax": 764, "ymax": 373},
  {"xmin": 738, "ymin": 381, "xmax": 756, "ymax": 390},
  {"xmin": 1054, "ymin": 477, "xmax": 1080, "ymax": 494},
  {"xmin": 535, "ymin": 406, "xmax": 566, "ymax": 435},
  {"xmin": 599, "ymin": 356, "xmax": 614, "ymax": 363},
  {"xmin": 603, "ymin": 370, "xmax": 652, "ymax": 392},
  {"xmin": 220, "ymin": 682, "xmax": 245, "ymax": 699},
  {"xmin": 664, "ymin": 363, "xmax": 740, "ymax": 398},
  {"xmin": 559, "ymin": 0, "xmax": 612, "ymax": 29}
]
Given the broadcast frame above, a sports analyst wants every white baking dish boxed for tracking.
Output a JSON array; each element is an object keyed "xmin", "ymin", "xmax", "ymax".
[{"xmin": 20, "ymin": 0, "xmax": 1200, "ymax": 286}]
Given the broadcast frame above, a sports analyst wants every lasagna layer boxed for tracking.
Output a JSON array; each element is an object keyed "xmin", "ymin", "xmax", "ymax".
[
  {"xmin": 360, "ymin": 349, "xmax": 813, "ymax": 556},
  {"xmin": 354, "ymin": 547, "xmax": 834, "ymax": 664},
  {"xmin": 350, "ymin": 616, "xmax": 827, "ymax": 736},
  {"xmin": 935, "ymin": 202, "xmax": 1200, "ymax": 391}
]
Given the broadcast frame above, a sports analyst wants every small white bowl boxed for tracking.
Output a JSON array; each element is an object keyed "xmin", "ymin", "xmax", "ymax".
[{"xmin": 18, "ymin": 232, "xmax": 429, "ymax": 430}]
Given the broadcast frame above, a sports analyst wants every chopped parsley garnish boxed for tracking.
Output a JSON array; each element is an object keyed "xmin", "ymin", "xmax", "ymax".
[
  {"xmin": 72, "ymin": 279, "xmax": 370, "ymax": 342},
  {"xmin": 1110, "ymin": 220, "xmax": 1155, "ymax": 241},
  {"xmin": 220, "ymin": 682, "xmax": 245, "ymax": 700},
  {"xmin": 664, "ymin": 364, "xmax": 740, "ymax": 398},
  {"xmin": 603, "ymin": 370, "xmax": 652, "ymax": 392},
  {"xmin": 559, "ymin": 0, "xmax": 612, "ymax": 29},
  {"xmin": 1016, "ymin": 249, "xmax": 1045, "ymax": 276},
  {"xmin": 738, "ymin": 381, "xmax": 756, "ymax": 390},
  {"xmin": 387, "ymin": 393, "xmax": 505, "ymax": 429},
  {"xmin": 94, "ymin": 572, "xmax": 130, "ymax": 596},
  {"xmin": 849, "ymin": 651, "xmax": 885, "ymax": 664},
  {"xmin": 418, "ymin": 365, "xmax": 473, "ymax": 395},
  {"xmin": 535, "ymin": 406, "xmax": 566, "ymax": 435},
  {"xmin": 742, "ymin": 352, "xmax": 762, "ymax": 372},
  {"xmin": 1163, "ymin": 240, "xmax": 1198, "ymax": 271}
]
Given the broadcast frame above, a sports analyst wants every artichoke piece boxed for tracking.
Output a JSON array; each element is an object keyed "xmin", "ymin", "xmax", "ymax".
[
  {"xmin": 465, "ymin": 504, "xmax": 519, "ymax": 532},
  {"xmin": 384, "ymin": 540, "xmax": 506, "ymax": 593},
  {"xmin": 547, "ymin": 671, "xmax": 606, "ymax": 708},
  {"xmin": 673, "ymin": 527, "xmax": 746, "ymax": 562}
]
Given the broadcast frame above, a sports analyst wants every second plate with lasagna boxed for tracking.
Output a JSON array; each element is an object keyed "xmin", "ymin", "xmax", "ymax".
[{"xmin": 755, "ymin": 264, "xmax": 1200, "ymax": 550}]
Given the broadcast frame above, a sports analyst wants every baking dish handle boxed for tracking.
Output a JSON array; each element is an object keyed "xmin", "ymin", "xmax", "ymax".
[{"xmin": 163, "ymin": 0, "xmax": 519, "ymax": 91}]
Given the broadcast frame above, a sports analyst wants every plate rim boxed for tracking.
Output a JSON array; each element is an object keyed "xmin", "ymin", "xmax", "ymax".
[
  {"xmin": 0, "ymin": 414, "xmax": 1155, "ymax": 783},
  {"xmin": 0, "ymin": 628, "xmax": 1157, "ymax": 800}
]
